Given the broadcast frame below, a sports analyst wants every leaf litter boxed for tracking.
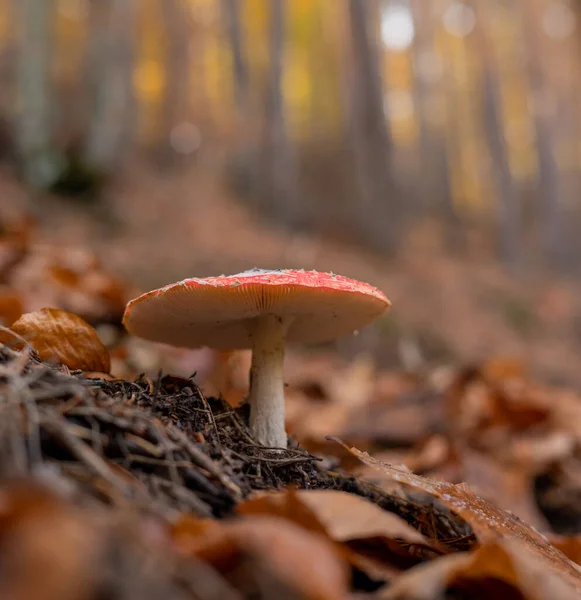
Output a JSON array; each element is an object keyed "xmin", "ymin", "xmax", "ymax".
[
  {"xmin": 2, "ymin": 308, "xmax": 111, "ymax": 372},
  {"xmin": 331, "ymin": 438, "xmax": 581, "ymax": 593},
  {"xmin": 1, "ymin": 218, "xmax": 581, "ymax": 597},
  {"xmin": 2, "ymin": 338, "xmax": 581, "ymax": 598}
]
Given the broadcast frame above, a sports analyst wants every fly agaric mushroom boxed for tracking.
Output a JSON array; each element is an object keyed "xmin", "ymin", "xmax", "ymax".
[{"xmin": 122, "ymin": 269, "xmax": 390, "ymax": 448}]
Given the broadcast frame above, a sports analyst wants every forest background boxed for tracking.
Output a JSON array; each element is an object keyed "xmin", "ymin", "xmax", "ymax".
[{"xmin": 3, "ymin": 0, "xmax": 581, "ymax": 384}]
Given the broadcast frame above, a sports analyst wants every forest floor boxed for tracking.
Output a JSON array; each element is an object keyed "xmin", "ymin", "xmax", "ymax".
[
  {"xmin": 1, "ymin": 342, "xmax": 581, "ymax": 599},
  {"xmin": 2, "ymin": 158, "xmax": 581, "ymax": 597}
]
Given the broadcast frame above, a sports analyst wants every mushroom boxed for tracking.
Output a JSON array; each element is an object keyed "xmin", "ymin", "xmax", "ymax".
[{"xmin": 122, "ymin": 269, "xmax": 390, "ymax": 448}]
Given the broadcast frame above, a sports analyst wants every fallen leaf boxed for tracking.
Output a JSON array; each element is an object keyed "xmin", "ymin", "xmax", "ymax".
[
  {"xmin": 172, "ymin": 514, "xmax": 350, "ymax": 599},
  {"xmin": 446, "ymin": 362, "xmax": 549, "ymax": 439},
  {"xmin": 239, "ymin": 490, "xmax": 432, "ymax": 548},
  {"xmin": 481, "ymin": 357, "xmax": 527, "ymax": 382},
  {"xmin": 237, "ymin": 491, "xmax": 328, "ymax": 536},
  {"xmin": 9, "ymin": 246, "xmax": 128, "ymax": 324},
  {"xmin": 7, "ymin": 308, "xmax": 111, "ymax": 372},
  {"xmin": 378, "ymin": 540, "xmax": 580, "ymax": 599},
  {"xmin": 301, "ymin": 490, "xmax": 426, "ymax": 546},
  {"xmin": 332, "ymin": 438, "xmax": 581, "ymax": 592},
  {"xmin": 49, "ymin": 264, "xmax": 80, "ymax": 287},
  {"xmin": 238, "ymin": 490, "xmax": 443, "ymax": 580},
  {"xmin": 171, "ymin": 515, "xmax": 218, "ymax": 544},
  {"xmin": 0, "ymin": 480, "xmax": 99, "ymax": 600},
  {"xmin": 509, "ymin": 430, "xmax": 574, "ymax": 469},
  {"xmin": 457, "ymin": 448, "xmax": 550, "ymax": 531},
  {"xmin": 548, "ymin": 535, "xmax": 581, "ymax": 567}
]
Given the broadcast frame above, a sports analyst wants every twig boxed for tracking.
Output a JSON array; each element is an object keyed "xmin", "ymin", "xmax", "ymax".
[
  {"xmin": 198, "ymin": 387, "xmax": 222, "ymax": 454},
  {"xmin": 150, "ymin": 476, "xmax": 213, "ymax": 518},
  {"xmin": 230, "ymin": 449, "xmax": 318, "ymax": 467},
  {"xmin": 226, "ymin": 410, "xmax": 256, "ymax": 445},
  {"xmin": 41, "ymin": 414, "xmax": 135, "ymax": 495},
  {"xmin": 166, "ymin": 426, "xmax": 242, "ymax": 499}
]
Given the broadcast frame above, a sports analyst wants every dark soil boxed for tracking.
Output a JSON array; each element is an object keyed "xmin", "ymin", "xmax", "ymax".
[{"xmin": 0, "ymin": 344, "xmax": 473, "ymax": 545}]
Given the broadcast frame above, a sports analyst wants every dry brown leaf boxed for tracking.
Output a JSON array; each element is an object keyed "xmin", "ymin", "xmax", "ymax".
[
  {"xmin": 9, "ymin": 247, "xmax": 128, "ymax": 324},
  {"xmin": 332, "ymin": 438, "xmax": 581, "ymax": 592},
  {"xmin": 548, "ymin": 535, "xmax": 581, "ymax": 567},
  {"xmin": 301, "ymin": 490, "xmax": 426, "ymax": 545},
  {"xmin": 0, "ymin": 480, "xmax": 99, "ymax": 600},
  {"xmin": 509, "ymin": 430, "xmax": 574, "ymax": 469},
  {"xmin": 171, "ymin": 515, "xmax": 218, "ymax": 543},
  {"xmin": 351, "ymin": 437, "xmax": 452, "ymax": 485},
  {"xmin": 457, "ymin": 448, "xmax": 550, "ymax": 531},
  {"xmin": 7, "ymin": 308, "xmax": 111, "ymax": 372},
  {"xmin": 378, "ymin": 540, "xmax": 580, "ymax": 599},
  {"xmin": 446, "ymin": 362, "xmax": 549, "ymax": 440},
  {"xmin": 239, "ymin": 490, "xmax": 431, "ymax": 548},
  {"xmin": 284, "ymin": 356, "xmax": 359, "ymax": 442},
  {"xmin": 237, "ymin": 491, "xmax": 328, "ymax": 535},
  {"xmin": 481, "ymin": 357, "xmax": 527, "ymax": 382},
  {"xmin": 0, "ymin": 286, "xmax": 22, "ymax": 326},
  {"xmin": 237, "ymin": 490, "xmax": 443, "ymax": 580},
  {"xmin": 49, "ymin": 264, "xmax": 80, "ymax": 287},
  {"xmin": 172, "ymin": 514, "xmax": 350, "ymax": 599},
  {"xmin": 285, "ymin": 354, "xmax": 390, "ymax": 445}
]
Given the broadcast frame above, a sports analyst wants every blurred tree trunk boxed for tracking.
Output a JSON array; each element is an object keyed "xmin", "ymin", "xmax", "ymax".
[
  {"xmin": 17, "ymin": 0, "xmax": 56, "ymax": 188},
  {"xmin": 0, "ymin": 0, "xmax": 17, "ymax": 160},
  {"xmin": 0, "ymin": 0, "xmax": 17, "ymax": 91},
  {"xmin": 222, "ymin": 0, "xmax": 257, "ymax": 199},
  {"xmin": 161, "ymin": 0, "xmax": 192, "ymax": 158},
  {"xmin": 222, "ymin": 0, "xmax": 250, "ymax": 118},
  {"xmin": 262, "ymin": 0, "xmax": 303, "ymax": 227},
  {"xmin": 409, "ymin": 0, "xmax": 457, "ymax": 246},
  {"xmin": 471, "ymin": 2, "xmax": 520, "ymax": 269},
  {"xmin": 521, "ymin": 0, "xmax": 568, "ymax": 271},
  {"xmin": 85, "ymin": 0, "xmax": 136, "ymax": 172},
  {"xmin": 347, "ymin": 0, "xmax": 397, "ymax": 255}
]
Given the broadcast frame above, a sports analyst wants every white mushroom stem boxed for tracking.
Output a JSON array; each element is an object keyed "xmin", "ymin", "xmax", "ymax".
[{"xmin": 248, "ymin": 313, "xmax": 291, "ymax": 448}]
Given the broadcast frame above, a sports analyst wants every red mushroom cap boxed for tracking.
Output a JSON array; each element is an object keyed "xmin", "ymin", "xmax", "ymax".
[{"xmin": 123, "ymin": 269, "xmax": 390, "ymax": 350}]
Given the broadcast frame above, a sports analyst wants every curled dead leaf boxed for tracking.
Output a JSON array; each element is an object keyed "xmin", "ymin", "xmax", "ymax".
[
  {"xmin": 172, "ymin": 514, "xmax": 350, "ymax": 599},
  {"xmin": 0, "ymin": 480, "xmax": 99, "ymax": 600},
  {"xmin": 237, "ymin": 490, "xmax": 328, "ymax": 536},
  {"xmin": 457, "ymin": 447, "xmax": 550, "ymax": 531},
  {"xmin": 378, "ymin": 540, "xmax": 580, "ymax": 600},
  {"xmin": 548, "ymin": 535, "xmax": 581, "ymax": 567},
  {"xmin": 6, "ymin": 308, "xmax": 111, "ymax": 372},
  {"xmin": 238, "ymin": 489, "xmax": 438, "ymax": 551},
  {"xmin": 238, "ymin": 489, "xmax": 445, "ymax": 580},
  {"xmin": 332, "ymin": 438, "xmax": 581, "ymax": 593}
]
